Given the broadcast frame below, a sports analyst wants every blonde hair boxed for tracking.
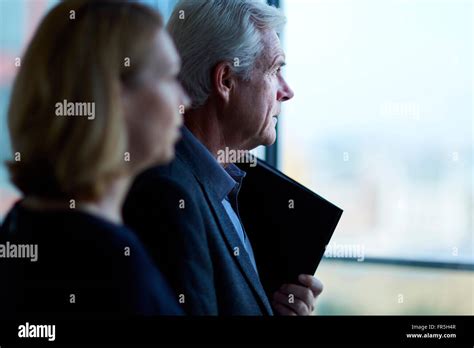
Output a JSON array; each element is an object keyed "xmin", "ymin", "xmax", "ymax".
[{"xmin": 7, "ymin": 0, "xmax": 163, "ymax": 201}]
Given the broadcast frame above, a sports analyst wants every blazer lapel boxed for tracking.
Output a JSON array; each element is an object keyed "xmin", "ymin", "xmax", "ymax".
[
  {"xmin": 202, "ymin": 187, "xmax": 273, "ymax": 315},
  {"xmin": 175, "ymin": 128, "xmax": 273, "ymax": 315}
]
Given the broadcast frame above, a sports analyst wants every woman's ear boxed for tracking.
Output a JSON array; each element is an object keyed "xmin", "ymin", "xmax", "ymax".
[
  {"xmin": 212, "ymin": 61, "xmax": 235, "ymax": 103},
  {"xmin": 120, "ymin": 82, "xmax": 135, "ymax": 123}
]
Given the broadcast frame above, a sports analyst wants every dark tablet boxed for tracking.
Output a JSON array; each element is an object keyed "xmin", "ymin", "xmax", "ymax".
[{"xmin": 238, "ymin": 159, "xmax": 343, "ymax": 296}]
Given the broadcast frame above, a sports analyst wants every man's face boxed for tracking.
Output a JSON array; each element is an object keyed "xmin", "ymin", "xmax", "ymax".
[{"xmin": 225, "ymin": 29, "xmax": 294, "ymax": 150}]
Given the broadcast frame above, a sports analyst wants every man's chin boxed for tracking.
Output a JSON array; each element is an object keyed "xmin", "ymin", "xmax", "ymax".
[
  {"xmin": 262, "ymin": 131, "xmax": 277, "ymax": 146},
  {"xmin": 244, "ymin": 130, "xmax": 276, "ymax": 150}
]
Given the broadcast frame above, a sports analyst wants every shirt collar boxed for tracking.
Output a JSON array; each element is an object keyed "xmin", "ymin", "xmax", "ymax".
[{"xmin": 180, "ymin": 127, "xmax": 246, "ymax": 201}]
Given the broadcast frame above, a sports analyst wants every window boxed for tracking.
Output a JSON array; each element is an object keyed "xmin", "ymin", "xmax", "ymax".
[
  {"xmin": 279, "ymin": 0, "xmax": 473, "ymax": 314},
  {"xmin": 280, "ymin": 0, "xmax": 472, "ymax": 264}
]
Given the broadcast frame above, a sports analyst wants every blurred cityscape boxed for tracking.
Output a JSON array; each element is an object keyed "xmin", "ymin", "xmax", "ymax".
[{"xmin": 280, "ymin": 0, "xmax": 473, "ymax": 264}]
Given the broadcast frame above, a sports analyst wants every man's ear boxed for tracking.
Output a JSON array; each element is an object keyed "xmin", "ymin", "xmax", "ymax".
[{"xmin": 213, "ymin": 61, "xmax": 235, "ymax": 103}]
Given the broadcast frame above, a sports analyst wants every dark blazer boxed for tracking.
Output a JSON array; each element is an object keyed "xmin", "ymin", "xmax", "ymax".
[
  {"xmin": 123, "ymin": 128, "xmax": 273, "ymax": 315},
  {"xmin": 0, "ymin": 202, "xmax": 183, "ymax": 317}
]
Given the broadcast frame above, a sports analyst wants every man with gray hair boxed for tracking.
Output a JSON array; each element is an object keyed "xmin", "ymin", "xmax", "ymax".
[{"xmin": 124, "ymin": 0, "xmax": 323, "ymax": 315}]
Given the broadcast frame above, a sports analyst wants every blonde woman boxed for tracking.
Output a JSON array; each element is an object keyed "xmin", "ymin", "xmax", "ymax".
[{"xmin": 0, "ymin": 0, "xmax": 189, "ymax": 315}]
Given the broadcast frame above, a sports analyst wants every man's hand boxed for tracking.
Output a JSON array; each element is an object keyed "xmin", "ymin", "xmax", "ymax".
[{"xmin": 272, "ymin": 274, "xmax": 323, "ymax": 316}]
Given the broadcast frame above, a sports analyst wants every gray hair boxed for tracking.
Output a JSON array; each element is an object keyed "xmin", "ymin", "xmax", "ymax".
[{"xmin": 167, "ymin": 0, "xmax": 286, "ymax": 109}]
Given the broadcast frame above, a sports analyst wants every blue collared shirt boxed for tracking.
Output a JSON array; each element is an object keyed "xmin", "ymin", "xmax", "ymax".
[{"xmin": 182, "ymin": 128, "xmax": 258, "ymax": 274}]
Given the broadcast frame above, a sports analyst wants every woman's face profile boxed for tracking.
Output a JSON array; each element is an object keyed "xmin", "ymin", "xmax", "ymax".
[{"xmin": 122, "ymin": 28, "xmax": 190, "ymax": 173}]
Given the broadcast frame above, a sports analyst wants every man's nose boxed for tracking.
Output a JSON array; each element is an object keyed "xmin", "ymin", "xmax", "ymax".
[{"xmin": 277, "ymin": 78, "xmax": 294, "ymax": 102}]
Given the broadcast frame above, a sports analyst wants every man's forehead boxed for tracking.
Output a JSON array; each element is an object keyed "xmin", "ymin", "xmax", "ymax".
[
  {"xmin": 261, "ymin": 30, "xmax": 285, "ymax": 61},
  {"xmin": 274, "ymin": 50, "xmax": 285, "ymax": 60},
  {"xmin": 265, "ymin": 46, "xmax": 286, "ymax": 68}
]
